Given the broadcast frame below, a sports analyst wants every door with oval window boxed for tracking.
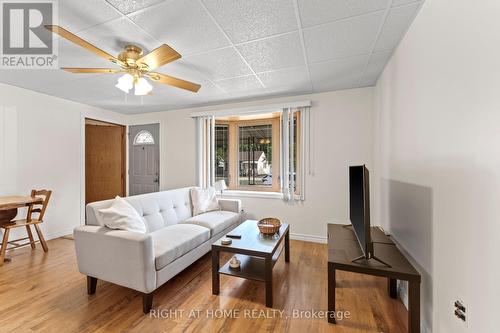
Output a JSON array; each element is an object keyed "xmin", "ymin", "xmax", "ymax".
[{"xmin": 129, "ymin": 124, "xmax": 159, "ymax": 195}]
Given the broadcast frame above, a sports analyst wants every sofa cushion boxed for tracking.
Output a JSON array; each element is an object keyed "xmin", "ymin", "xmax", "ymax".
[
  {"xmin": 96, "ymin": 196, "xmax": 146, "ymax": 233},
  {"xmin": 86, "ymin": 187, "xmax": 193, "ymax": 233},
  {"xmin": 151, "ymin": 224, "xmax": 210, "ymax": 270},
  {"xmin": 190, "ymin": 187, "xmax": 219, "ymax": 216},
  {"xmin": 182, "ymin": 211, "xmax": 239, "ymax": 237}
]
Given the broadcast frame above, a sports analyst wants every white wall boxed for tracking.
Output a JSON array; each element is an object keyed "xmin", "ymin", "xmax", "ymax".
[
  {"xmin": 128, "ymin": 88, "xmax": 374, "ymax": 240},
  {"xmin": 0, "ymin": 82, "xmax": 126, "ymax": 240},
  {"xmin": 373, "ymin": 0, "xmax": 500, "ymax": 332}
]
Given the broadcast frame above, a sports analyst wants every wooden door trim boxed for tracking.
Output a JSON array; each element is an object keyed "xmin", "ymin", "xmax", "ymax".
[{"xmin": 85, "ymin": 118, "xmax": 123, "ymax": 127}]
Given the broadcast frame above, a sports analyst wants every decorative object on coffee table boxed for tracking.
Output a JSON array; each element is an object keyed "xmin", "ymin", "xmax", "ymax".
[
  {"xmin": 212, "ymin": 219, "xmax": 290, "ymax": 307},
  {"xmin": 257, "ymin": 217, "xmax": 281, "ymax": 235},
  {"xmin": 220, "ymin": 237, "xmax": 232, "ymax": 245},
  {"xmin": 229, "ymin": 256, "xmax": 240, "ymax": 270}
]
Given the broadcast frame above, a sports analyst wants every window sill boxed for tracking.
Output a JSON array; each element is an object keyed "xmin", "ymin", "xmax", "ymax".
[{"xmin": 217, "ymin": 190, "xmax": 283, "ymax": 200}]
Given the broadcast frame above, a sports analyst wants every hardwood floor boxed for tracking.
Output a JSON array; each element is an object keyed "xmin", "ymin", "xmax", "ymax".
[{"xmin": 0, "ymin": 237, "xmax": 408, "ymax": 333}]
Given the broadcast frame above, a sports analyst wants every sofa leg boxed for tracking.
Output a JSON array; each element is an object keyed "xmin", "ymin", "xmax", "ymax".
[
  {"xmin": 143, "ymin": 292, "xmax": 153, "ymax": 314},
  {"xmin": 87, "ymin": 276, "xmax": 97, "ymax": 295}
]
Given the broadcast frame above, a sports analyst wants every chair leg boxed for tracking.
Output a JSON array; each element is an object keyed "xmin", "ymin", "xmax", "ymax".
[
  {"xmin": 34, "ymin": 224, "xmax": 48, "ymax": 252},
  {"xmin": 0, "ymin": 229, "xmax": 10, "ymax": 266},
  {"xmin": 87, "ymin": 276, "xmax": 97, "ymax": 295},
  {"xmin": 143, "ymin": 292, "xmax": 153, "ymax": 314},
  {"xmin": 26, "ymin": 225, "xmax": 36, "ymax": 249}
]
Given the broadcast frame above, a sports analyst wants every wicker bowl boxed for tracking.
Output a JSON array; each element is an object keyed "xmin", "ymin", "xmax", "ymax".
[{"xmin": 258, "ymin": 218, "xmax": 282, "ymax": 235}]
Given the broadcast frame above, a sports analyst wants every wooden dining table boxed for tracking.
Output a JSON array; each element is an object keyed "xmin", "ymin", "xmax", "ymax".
[{"xmin": 0, "ymin": 195, "xmax": 43, "ymax": 262}]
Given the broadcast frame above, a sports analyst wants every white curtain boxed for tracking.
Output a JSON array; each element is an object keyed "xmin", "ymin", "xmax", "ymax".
[
  {"xmin": 196, "ymin": 116, "xmax": 215, "ymax": 188},
  {"xmin": 280, "ymin": 107, "xmax": 309, "ymax": 202}
]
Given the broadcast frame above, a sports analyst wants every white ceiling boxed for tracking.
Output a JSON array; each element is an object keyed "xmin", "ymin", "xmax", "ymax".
[{"xmin": 0, "ymin": 0, "xmax": 423, "ymax": 114}]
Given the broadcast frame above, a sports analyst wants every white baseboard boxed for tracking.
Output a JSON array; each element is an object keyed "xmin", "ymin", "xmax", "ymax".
[
  {"xmin": 46, "ymin": 229, "xmax": 73, "ymax": 240},
  {"xmin": 290, "ymin": 232, "xmax": 327, "ymax": 244}
]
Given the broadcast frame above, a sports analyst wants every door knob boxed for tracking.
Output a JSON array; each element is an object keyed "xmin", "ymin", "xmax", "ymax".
[{"xmin": 153, "ymin": 178, "xmax": 159, "ymax": 183}]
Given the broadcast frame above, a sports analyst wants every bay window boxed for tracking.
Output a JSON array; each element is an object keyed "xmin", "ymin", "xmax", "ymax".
[{"xmin": 194, "ymin": 101, "xmax": 310, "ymax": 201}]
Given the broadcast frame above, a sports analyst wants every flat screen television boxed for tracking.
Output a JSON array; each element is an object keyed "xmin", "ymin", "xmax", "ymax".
[
  {"xmin": 349, "ymin": 165, "xmax": 372, "ymax": 259},
  {"xmin": 349, "ymin": 165, "xmax": 390, "ymax": 267}
]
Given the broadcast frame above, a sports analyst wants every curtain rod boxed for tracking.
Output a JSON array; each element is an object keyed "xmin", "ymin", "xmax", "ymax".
[{"xmin": 190, "ymin": 100, "xmax": 311, "ymax": 118}]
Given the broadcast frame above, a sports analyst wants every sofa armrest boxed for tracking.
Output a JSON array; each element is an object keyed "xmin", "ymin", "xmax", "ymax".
[
  {"xmin": 218, "ymin": 198, "xmax": 242, "ymax": 214},
  {"xmin": 73, "ymin": 225, "xmax": 156, "ymax": 293}
]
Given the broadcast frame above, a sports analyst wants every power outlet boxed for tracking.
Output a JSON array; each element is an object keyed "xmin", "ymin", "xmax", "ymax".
[{"xmin": 454, "ymin": 299, "xmax": 467, "ymax": 326}]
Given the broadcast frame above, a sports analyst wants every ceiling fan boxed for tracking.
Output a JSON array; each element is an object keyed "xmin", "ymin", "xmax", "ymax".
[{"xmin": 44, "ymin": 25, "xmax": 201, "ymax": 96}]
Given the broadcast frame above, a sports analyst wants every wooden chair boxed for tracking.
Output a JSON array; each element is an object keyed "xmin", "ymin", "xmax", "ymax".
[{"xmin": 0, "ymin": 190, "xmax": 52, "ymax": 262}]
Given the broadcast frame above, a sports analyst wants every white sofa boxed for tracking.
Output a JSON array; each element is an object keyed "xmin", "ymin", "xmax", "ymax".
[{"xmin": 74, "ymin": 187, "xmax": 241, "ymax": 313}]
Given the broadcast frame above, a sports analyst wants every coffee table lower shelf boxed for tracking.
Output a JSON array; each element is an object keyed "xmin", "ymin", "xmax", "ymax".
[
  {"xmin": 219, "ymin": 244, "xmax": 284, "ymax": 281},
  {"xmin": 219, "ymin": 255, "xmax": 266, "ymax": 281}
]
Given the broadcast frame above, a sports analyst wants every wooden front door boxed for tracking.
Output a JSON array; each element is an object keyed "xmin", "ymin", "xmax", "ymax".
[{"xmin": 85, "ymin": 120, "xmax": 125, "ymax": 204}]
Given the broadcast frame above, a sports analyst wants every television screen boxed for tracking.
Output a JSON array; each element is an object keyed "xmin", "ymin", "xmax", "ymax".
[{"xmin": 349, "ymin": 165, "xmax": 370, "ymax": 257}]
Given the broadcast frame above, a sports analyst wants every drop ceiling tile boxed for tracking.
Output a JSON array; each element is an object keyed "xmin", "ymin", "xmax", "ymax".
[
  {"xmin": 298, "ymin": 0, "xmax": 350, "ymax": 28},
  {"xmin": 48, "ymin": 74, "xmax": 124, "ymax": 102},
  {"xmin": 348, "ymin": 0, "xmax": 391, "ymax": 16},
  {"xmin": 105, "ymin": 0, "xmax": 163, "ymax": 15},
  {"xmin": 304, "ymin": 11, "xmax": 384, "ymax": 63},
  {"xmin": 156, "ymin": 60, "xmax": 226, "ymax": 100},
  {"xmin": 59, "ymin": 0, "xmax": 121, "ymax": 32},
  {"xmin": 359, "ymin": 51, "xmax": 392, "ymax": 86},
  {"xmin": 258, "ymin": 67, "xmax": 312, "ymax": 93},
  {"xmin": 78, "ymin": 17, "xmax": 158, "ymax": 56},
  {"xmin": 309, "ymin": 55, "xmax": 367, "ymax": 91},
  {"xmin": 237, "ymin": 32, "xmax": 304, "ymax": 73},
  {"xmin": 58, "ymin": 38, "xmax": 114, "ymax": 68},
  {"xmin": 0, "ymin": 69, "xmax": 80, "ymax": 94},
  {"xmin": 298, "ymin": 0, "xmax": 389, "ymax": 28},
  {"xmin": 201, "ymin": 0, "xmax": 297, "ymax": 43},
  {"xmin": 183, "ymin": 47, "xmax": 252, "ymax": 81},
  {"xmin": 374, "ymin": 3, "xmax": 420, "ymax": 52},
  {"xmin": 130, "ymin": 0, "xmax": 230, "ymax": 56},
  {"xmin": 392, "ymin": 0, "xmax": 421, "ymax": 6},
  {"xmin": 215, "ymin": 75, "xmax": 263, "ymax": 94}
]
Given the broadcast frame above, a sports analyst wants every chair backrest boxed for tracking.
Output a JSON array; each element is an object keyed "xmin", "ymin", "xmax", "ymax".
[{"xmin": 26, "ymin": 189, "xmax": 52, "ymax": 222}]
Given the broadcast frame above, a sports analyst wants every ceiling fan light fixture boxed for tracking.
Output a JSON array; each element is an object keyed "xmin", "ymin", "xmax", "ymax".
[
  {"xmin": 134, "ymin": 77, "xmax": 153, "ymax": 96},
  {"xmin": 115, "ymin": 73, "xmax": 134, "ymax": 93}
]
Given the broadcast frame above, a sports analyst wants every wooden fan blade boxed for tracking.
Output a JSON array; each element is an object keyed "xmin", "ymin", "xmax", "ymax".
[
  {"xmin": 45, "ymin": 25, "xmax": 117, "ymax": 63},
  {"xmin": 148, "ymin": 72, "xmax": 201, "ymax": 92},
  {"xmin": 137, "ymin": 44, "xmax": 181, "ymax": 70},
  {"xmin": 62, "ymin": 68, "xmax": 123, "ymax": 74}
]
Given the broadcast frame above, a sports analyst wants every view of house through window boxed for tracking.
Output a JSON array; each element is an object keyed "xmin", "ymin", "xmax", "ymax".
[
  {"xmin": 215, "ymin": 124, "xmax": 229, "ymax": 184},
  {"xmin": 215, "ymin": 112, "xmax": 300, "ymax": 193},
  {"xmin": 239, "ymin": 124, "xmax": 272, "ymax": 187}
]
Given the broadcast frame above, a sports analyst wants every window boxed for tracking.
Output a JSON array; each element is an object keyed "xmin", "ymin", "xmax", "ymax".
[
  {"xmin": 215, "ymin": 124, "xmax": 229, "ymax": 184},
  {"xmin": 133, "ymin": 130, "xmax": 155, "ymax": 145},
  {"xmin": 194, "ymin": 102, "xmax": 310, "ymax": 200},
  {"xmin": 215, "ymin": 112, "xmax": 300, "ymax": 193}
]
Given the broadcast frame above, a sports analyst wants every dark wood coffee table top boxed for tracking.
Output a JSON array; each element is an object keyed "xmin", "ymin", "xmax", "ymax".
[{"xmin": 212, "ymin": 220, "xmax": 289, "ymax": 258}]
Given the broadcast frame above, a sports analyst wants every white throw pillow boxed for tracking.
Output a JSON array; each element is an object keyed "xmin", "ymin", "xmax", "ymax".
[
  {"xmin": 97, "ymin": 196, "xmax": 147, "ymax": 233},
  {"xmin": 191, "ymin": 187, "xmax": 219, "ymax": 216}
]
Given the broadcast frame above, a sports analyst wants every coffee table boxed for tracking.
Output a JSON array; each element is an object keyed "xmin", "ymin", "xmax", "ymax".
[{"xmin": 212, "ymin": 220, "xmax": 290, "ymax": 307}]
